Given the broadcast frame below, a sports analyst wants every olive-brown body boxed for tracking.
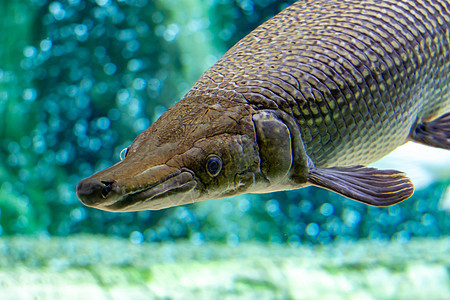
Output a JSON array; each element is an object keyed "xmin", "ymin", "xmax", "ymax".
[
  {"xmin": 188, "ymin": 0, "xmax": 450, "ymax": 167},
  {"xmin": 77, "ymin": 0, "xmax": 449, "ymax": 212}
]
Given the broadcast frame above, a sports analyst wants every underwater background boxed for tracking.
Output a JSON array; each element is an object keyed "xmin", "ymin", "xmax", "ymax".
[{"xmin": 0, "ymin": 0, "xmax": 448, "ymax": 299}]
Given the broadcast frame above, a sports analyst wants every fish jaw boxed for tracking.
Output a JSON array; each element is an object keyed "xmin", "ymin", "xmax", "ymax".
[{"xmin": 76, "ymin": 160, "xmax": 202, "ymax": 212}]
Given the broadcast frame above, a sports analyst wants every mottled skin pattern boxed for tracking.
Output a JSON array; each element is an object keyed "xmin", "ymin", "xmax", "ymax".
[
  {"xmin": 77, "ymin": 0, "xmax": 449, "ymax": 212},
  {"xmin": 189, "ymin": 0, "xmax": 450, "ymax": 167}
]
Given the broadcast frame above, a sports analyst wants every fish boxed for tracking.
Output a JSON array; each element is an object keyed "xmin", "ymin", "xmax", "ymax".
[{"xmin": 76, "ymin": 0, "xmax": 450, "ymax": 212}]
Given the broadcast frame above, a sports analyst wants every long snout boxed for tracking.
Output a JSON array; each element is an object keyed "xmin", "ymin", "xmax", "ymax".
[{"xmin": 76, "ymin": 161, "xmax": 201, "ymax": 211}]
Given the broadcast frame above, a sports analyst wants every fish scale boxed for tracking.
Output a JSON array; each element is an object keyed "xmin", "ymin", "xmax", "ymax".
[{"xmin": 187, "ymin": 0, "xmax": 450, "ymax": 167}]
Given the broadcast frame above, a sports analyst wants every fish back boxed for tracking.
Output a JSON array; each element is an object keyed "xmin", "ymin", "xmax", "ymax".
[{"xmin": 187, "ymin": 0, "xmax": 450, "ymax": 167}]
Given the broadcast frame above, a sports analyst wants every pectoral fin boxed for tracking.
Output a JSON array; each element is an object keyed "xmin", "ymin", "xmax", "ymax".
[
  {"xmin": 411, "ymin": 113, "xmax": 449, "ymax": 149},
  {"xmin": 308, "ymin": 166, "xmax": 414, "ymax": 206}
]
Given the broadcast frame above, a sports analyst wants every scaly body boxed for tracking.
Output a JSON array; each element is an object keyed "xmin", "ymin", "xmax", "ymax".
[
  {"xmin": 188, "ymin": 0, "xmax": 450, "ymax": 167},
  {"xmin": 77, "ymin": 0, "xmax": 449, "ymax": 212}
]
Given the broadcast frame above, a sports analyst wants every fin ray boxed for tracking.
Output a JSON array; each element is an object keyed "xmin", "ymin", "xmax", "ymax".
[
  {"xmin": 308, "ymin": 165, "xmax": 414, "ymax": 206},
  {"xmin": 411, "ymin": 113, "xmax": 450, "ymax": 149}
]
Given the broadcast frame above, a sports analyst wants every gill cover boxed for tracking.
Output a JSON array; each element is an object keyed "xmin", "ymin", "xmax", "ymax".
[{"xmin": 252, "ymin": 110, "xmax": 310, "ymax": 192}]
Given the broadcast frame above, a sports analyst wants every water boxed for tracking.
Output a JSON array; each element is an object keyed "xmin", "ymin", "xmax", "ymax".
[{"xmin": 0, "ymin": 1, "xmax": 448, "ymax": 299}]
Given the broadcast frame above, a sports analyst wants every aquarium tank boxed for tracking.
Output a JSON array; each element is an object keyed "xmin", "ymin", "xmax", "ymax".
[{"xmin": 0, "ymin": 0, "xmax": 448, "ymax": 299}]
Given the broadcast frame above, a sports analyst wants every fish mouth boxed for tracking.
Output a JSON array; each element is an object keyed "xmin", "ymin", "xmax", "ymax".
[
  {"xmin": 106, "ymin": 171, "xmax": 199, "ymax": 211},
  {"xmin": 77, "ymin": 164, "xmax": 201, "ymax": 212}
]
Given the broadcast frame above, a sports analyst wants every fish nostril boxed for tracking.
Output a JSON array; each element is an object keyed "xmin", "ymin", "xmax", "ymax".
[
  {"xmin": 101, "ymin": 180, "xmax": 114, "ymax": 198},
  {"xmin": 76, "ymin": 179, "xmax": 117, "ymax": 206}
]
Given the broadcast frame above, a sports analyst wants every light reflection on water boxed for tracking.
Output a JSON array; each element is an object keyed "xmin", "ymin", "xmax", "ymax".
[{"xmin": 372, "ymin": 143, "xmax": 450, "ymax": 191}]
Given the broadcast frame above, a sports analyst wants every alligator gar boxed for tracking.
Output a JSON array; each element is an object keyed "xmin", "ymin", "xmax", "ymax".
[{"xmin": 77, "ymin": 0, "xmax": 450, "ymax": 212}]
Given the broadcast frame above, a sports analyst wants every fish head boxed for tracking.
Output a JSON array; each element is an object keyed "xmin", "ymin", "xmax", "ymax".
[{"xmin": 77, "ymin": 96, "xmax": 306, "ymax": 211}]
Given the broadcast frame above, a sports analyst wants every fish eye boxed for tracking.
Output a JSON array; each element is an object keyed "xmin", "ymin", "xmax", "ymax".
[
  {"xmin": 206, "ymin": 155, "xmax": 222, "ymax": 177},
  {"xmin": 119, "ymin": 146, "xmax": 130, "ymax": 161}
]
